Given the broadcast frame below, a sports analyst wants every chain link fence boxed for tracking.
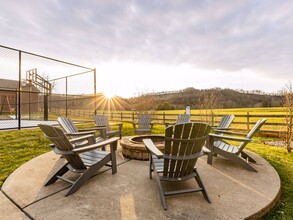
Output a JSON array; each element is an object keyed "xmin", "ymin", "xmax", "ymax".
[{"xmin": 0, "ymin": 45, "xmax": 96, "ymax": 130}]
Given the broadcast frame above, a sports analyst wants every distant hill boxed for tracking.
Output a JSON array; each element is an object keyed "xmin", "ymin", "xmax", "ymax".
[{"xmin": 126, "ymin": 87, "xmax": 282, "ymax": 110}]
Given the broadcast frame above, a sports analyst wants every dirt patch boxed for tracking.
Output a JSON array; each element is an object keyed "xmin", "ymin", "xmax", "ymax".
[
  {"xmin": 264, "ymin": 140, "xmax": 293, "ymax": 148},
  {"xmin": 0, "ymin": 115, "xmax": 12, "ymax": 120}
]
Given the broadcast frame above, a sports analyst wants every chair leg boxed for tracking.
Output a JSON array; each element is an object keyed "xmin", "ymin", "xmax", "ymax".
[
  {"xmin": 215, "ymin": 148, "xmax": 257, "ymax": 172},
  {"xmin": 207, "ymin": 151, "xmax": 213, "ymax": 165},
  {"xmin": 110, "ymin": 142, "xmax": 117, "ymax": 174},
  {"xmin": 66, "ymin": 155, "xmax": 112, "ymax": 196},
  {"xmin": 232, "ymin": 156, "xmax": 257, "ymax": 172},
  {"xmin": 240, "ymin": 151, "xmax": 256, "ymax": 163},
  {"xmin": 155, "ymin": 175, "xmax": 167, "ymax": 210},
  {"xmin": 66, "ymin": 169, "xmax": 93, "ymax": 196},
  {"xmin": 193, "ymin": 169, "xmax": 211, "ymax": 203},
  {"xmin": 149, "ymin": 155, "xmax": 153, "ymax": 179},
  {"xmin": 45, "ymin": 163, "xmax": 69, "ymax": 186}
]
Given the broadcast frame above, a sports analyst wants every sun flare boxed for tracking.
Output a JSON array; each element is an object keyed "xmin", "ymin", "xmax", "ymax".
[{"xmin": 103, "ymin": 91, "xmax": 115, "ymax": 99}]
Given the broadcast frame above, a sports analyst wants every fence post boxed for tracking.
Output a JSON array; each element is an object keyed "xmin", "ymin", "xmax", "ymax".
[
  {"xmin": 18, "ymin": 50, "xmax": 21, "ymax": 130},
  {"xmin": 247, "ymin": 112, "xmax": 250, "ymax": 131},
  {"xmin": 65, "ymin": 77, "xmax": 68, "ymax": 118},
  {"xmin": 121, "ymin": 112, "xmax": 123, "ymax": 121},
  {"xmin": 94, "ymin": 69, "xmax": 97, "ymax": 115},
  {"xmin": 163, "ymin": 112, "xmax": 165, "ymax": 124},
  {"xmin": 132, "ymin": 112, "xmax": 134, "ymax": 121}
]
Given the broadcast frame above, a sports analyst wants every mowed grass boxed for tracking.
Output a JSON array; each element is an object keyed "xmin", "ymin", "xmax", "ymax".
[
  {"xmin": 0, "ymin": 108, "xmax": 293, "ymax": 219},
  {"xmin": 0, "ymin": 128, "xmax": 51, "ymax": 186}
]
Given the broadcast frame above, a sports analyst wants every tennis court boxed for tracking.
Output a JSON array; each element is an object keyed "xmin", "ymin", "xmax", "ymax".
[{"xmin": 0, "ymin": 120, "xmax": 58, "ymax": 130}]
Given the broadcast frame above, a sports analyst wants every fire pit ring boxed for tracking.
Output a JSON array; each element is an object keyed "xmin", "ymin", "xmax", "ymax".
[{"xmin": 120, "ymin": 135, "xmax": 165, "ymax": 160}]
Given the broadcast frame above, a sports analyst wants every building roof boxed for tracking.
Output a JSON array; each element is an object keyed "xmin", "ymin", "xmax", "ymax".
[{"xmin": 0, "ymin": 78, "xmax": 40, "ymax": 92}]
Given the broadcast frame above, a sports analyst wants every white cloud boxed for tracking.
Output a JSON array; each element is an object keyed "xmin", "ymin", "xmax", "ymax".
[{"xmin": 0, "ymin": 0, "xmax": 293, "ymax": 97}]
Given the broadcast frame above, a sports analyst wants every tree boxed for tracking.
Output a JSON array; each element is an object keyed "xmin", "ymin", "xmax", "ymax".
[
  {"xmin": 129, "ymin": 89, "xmax": 156, "ymax": 112},
  {"xmin": 281, "ymin": 81, "xmax": 293, "ymax": 153},
  {"xmin": 157, "ymin": 102, "xmax": 174, "ymax": 110},
  {"xmin": 199, "ymin": 92, "xmax": 219, "ymax": 124}
]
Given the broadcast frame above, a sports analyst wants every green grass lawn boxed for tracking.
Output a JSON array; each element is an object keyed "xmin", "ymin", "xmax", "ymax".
[{"xmin": 0, "ymin": 123, "xmax": 292, "ymax": 219}]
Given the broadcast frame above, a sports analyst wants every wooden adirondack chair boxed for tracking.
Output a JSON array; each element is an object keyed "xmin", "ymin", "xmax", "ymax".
[
  {"xmin": 165, "ymin": 114, "xmax": 191, "ymax": 127},
  {"xmin": 57, "ymin": 117, "xmax": 104, "ymax": 144},
  {"xmin": 143, "ymin": 122, "xmax": 211, "ymax": 210},
  {"xmin": 93, "ymin": 115, "xmax": 123, "ymax": 139},
  {"xmin": 211, "ymin": 114, "xmax": 235, "ymax": 131},
  {"xmin": 133, "ymin": 114, "xmax": 153, "ymax": 135},
  {"xmin": 208, "ymin": 118, "xmax": 267, "ymax": 172},
  {"xmin": 176, "ymin": 114, "xmax": 190, "ymax": 124},
  {"xmin": 39, "ymin": 124, "xmax": 119, "ymax": 196}
]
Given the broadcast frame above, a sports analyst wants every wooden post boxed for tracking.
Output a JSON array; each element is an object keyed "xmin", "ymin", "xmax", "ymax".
[
  {"xmin": 247, "ymin": 112, "xmax": 250, "ymax": 131},
  {"xmin": 163, "ymin": 112, "xmax": 165, "ymax": 124},
  {"xmin": 65, "ymin": 77, "xmax": 68, "ymax": 118},
  {"xmin": 94, "ymin": 69, "xmax": 97, "ymax": 115},
  {"xmin": 18, "ymin": 51, "xmax": 21, "ymax": 130}
]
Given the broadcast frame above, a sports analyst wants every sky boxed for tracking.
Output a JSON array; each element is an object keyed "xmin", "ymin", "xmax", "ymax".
[{"xmin": 1, "ymin": 0, "xmax": 293, "ymax": 98}]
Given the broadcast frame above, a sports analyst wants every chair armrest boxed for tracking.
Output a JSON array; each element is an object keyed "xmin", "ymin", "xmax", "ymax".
[
  {"xmin": 72, "ymin": 137, "xmax": 119, "ymax": 153},
  {"xmin": 209, "ymin": 134, "xmax": 252, "ymax": 142},
  {"xmin": 150, "ymin": 122, "xmax": 154, "ymax": 129},
  {"xmin": 211, "ymin": 127, "xmax": 232, "ymax": 130},
  {"xmin": 69, "ymin": 134, "xmax": 95, "ymax": 144},
  {"xmin": 213, "ymin": 130, "xmax": 246, "ymax": 136},
  {"xmin": 109, "ymin": 122, "xmax": 123, "ymax": 126},
  {"xmin": 132, "ymin": 122, "xmax": 137, "ymax": 129},
  {"xmin": 94, "ymin": 126, "xmax": 107, "ymax": 130},
  {"xmin": 65, "ymin": 130, "xmax": 96, "ymax": 136},
  {"xmin": 143, "ymin": 138, "xmax": 164, "ymax": 158},
  {"xmin": 78, "ymin": 128, "xmax": 102, "ymax": 132},
  {"xmin": 109, "ymin": 123, "xmax": 123, "ymax": 132}
]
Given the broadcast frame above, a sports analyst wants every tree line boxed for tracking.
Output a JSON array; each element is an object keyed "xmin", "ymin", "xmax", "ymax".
[{"xmin": 126, "ymin": 87, "xmax": 282, "ymax": 111}]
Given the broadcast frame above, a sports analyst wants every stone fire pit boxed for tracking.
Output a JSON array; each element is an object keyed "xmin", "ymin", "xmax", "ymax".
[{"xmin": 121, "ymin": 135, "xmax": 165, "ymax": 160}]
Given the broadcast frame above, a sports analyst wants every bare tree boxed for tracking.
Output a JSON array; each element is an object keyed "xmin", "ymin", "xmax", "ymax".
[
  {"xmin": 199, "ymin": 92, "xmax": 219, "ymax": 124},
  {"xmin": 281, "ymin": 81, "xmax": 293, "ymax": 153},
  {"xmin": 131, "ymin": 89, "xmax": 156, "ymax": 113}
]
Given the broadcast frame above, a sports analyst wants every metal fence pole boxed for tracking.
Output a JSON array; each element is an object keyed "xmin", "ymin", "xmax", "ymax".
[
  {"xmin": 44, "ymin": 95, "xmax": 48, "ymax": 121},
  {"xmin": 18, "ymin": 51, "xmax": 21, "ymax": 130},
  {"xmin": 65, "ymin": 77, "xmax": 68, "ymax": 117},
  {"xmin": 247, "ymin": 112, "xmax": 250, "ymax": 131},
  {"xmin": 94, "ymin": 69, "xmax": 97, "ymax": 115}
]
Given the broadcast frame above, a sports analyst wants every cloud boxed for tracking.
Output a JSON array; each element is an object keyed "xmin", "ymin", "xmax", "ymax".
[{"xmin": 0, "ymin": 0, "xmax": 293, "ymax": 95}]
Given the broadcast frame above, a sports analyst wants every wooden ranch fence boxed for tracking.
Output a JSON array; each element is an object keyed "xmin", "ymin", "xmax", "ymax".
[
  {"xmin": 106, "ymin": 112, "xmax": 288, "ymax": 136},
  {"xmin": 50, "ymin": 109, "xmax": 291, "ymax": 137}
]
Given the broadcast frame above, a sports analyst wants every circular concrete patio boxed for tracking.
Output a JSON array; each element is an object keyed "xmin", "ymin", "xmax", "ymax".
[{"xmin": 0, "ymin": 145, "xmax": 280, "ymax": 220}]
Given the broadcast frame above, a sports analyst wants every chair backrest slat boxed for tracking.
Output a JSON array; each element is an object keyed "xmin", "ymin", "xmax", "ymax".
[
  {"xmin": 163, "ymin": 123, "xmax": 210, "ymax": 179},
  {"xmin": 138, "ymin": 114, "xmax": 151, "ymax": 129},
  {"xmin": 218, "ymin": 114, "xmax": 235, "ymax": 129},
  {"xmin": 183, "ymin": 123, "xmax": 209, "ymax": 176},
  {"xmin": 237, "ymin": 118, "xmax": 267, "ymax": 153},
  {"xmin": 174, "ymin": 123, "xmax": 192, "ymax": 177},
  {"xmin": 94, "ymin": 115, "xmax": 110, "ymax": 131},
  {"xmin": 176, "ymin": 114, "xmax": 190, "ymax": 124},
  {"xmin": 166, "ymin": 123, "xmax": 185, "ymax": 177},
  {"xmin": 57, "ymin": 117, "xmax": 78, "ymax": 133},
  {"xmin": 39, "ymin": 124, "xmax": 87, "ymax": 170}
]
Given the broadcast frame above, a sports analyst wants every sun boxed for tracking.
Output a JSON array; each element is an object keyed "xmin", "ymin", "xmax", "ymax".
[{"xmin": 103, "ymin": 91, "xmax": 115, "ymax": 99}]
